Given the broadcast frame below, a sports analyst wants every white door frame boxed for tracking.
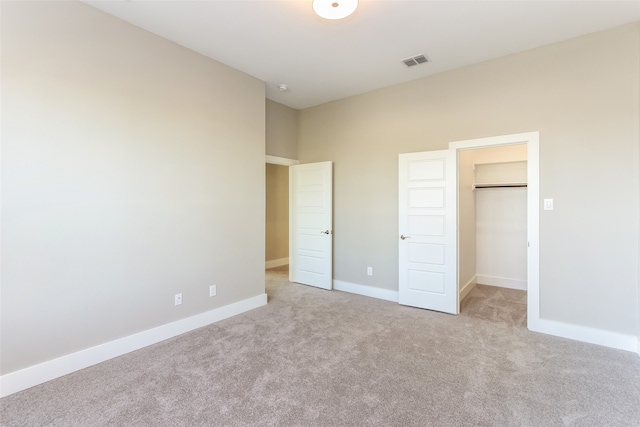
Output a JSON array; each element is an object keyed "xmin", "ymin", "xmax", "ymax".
[
  {"xmin": 449, "ymin": 131, "xmax": 540, "ymax": 330},
  {"xmin": 266, "ymin": 155, "xmax": 299, "ymax": 167}
]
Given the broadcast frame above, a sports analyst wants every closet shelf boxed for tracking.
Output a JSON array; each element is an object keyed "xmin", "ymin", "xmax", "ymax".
[{"xmin": 473, "ymin": 182, "xmax": 527, "ymax": 190}]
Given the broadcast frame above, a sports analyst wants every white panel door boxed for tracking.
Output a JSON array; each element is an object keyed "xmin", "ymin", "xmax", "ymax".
[
  {"xmin": 399, "ymin": 150, "xmax": 457, "ymax": 314},
  {"xmin": 289, "ymin": 162, "xmax": 333, "ymax": 290}
]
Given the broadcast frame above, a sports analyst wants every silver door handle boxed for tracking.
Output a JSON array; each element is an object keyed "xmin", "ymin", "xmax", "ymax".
[
  {"xmin": 321, "ymin": 230, "xmax": 332, "ymax": 235},
  {"xmin": 400, "ymin": 234, "xmax": 411, "ymax": 240}
]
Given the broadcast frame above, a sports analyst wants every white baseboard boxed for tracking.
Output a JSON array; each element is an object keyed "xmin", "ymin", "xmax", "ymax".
[
  {"xmin": 477, "ymin": 275, "xmax": 527, "ymax": 291},
  {"xmin": 333, "ymin": 280, "xmax": 398, "ymax": 303},
  {"xmin": 265, "ymin": 257, "xmax": 289, "ymax": 269},
  {"xmin": 333, "ymin": 278, "xmax": 637, "ymax": 356},
  {"xmin": 528, "ymin": 318, "xmax": 639, "ymax": 353},
  {"xmin": 459, "ymin": 275, "xmax": 477, "ymax": 301},
  {"xmin": 331, "ymin": 279, "xmax": 638, "ymax": 354},
  {"xmin": 0, "ymin": 293, "xmax": 268, "ymax": 398}
]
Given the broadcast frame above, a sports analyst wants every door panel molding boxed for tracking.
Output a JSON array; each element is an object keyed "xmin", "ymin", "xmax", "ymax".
[
  {"xmin": 399, "ymin": 150, "xmax": 458, "ymax": 314},
  {"xmin": 289, "ymin": 161, "xmax": 333, "ymax": 290}
]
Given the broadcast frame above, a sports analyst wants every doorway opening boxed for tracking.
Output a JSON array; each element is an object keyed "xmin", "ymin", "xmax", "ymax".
[
  {"xmin": 450, "ymin": 132, "xmax": 540, "ymax": 330},
  {"xmin": 457, "ymin": 144, "xmax": 528, "ymax": 327},
  {"xmin": 265, "ymin": 155, "xmax": 298, "ymax": 271},
  {"xmin": 266, "ymin": 163, "xmax": 290, "ymax": 270}
]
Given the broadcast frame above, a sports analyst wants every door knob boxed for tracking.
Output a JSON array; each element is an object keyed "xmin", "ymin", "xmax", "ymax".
[
  {"xmin": 400, "ymin": 234, "xmax": 411, "ymax": 240},
  {"xmin": 321, "ymin": 230, "xmax": 331, "ymax": 235}
]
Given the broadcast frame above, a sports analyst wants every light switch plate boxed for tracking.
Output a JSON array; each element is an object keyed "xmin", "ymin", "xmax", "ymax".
[{"xmin": 544, "ymin": 199, "xmax": 554, "ymax": 210}]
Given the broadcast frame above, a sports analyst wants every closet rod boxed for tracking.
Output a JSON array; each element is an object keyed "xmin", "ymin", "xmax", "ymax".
[{"xmin": 474, "ymin": 183, "xmax": 527, "ymax": 189}]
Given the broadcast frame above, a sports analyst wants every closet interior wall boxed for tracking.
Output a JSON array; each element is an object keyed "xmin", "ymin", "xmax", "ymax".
[{"xmin": 265, "ymin": 164, "xmax": 290, "ymax": 268}]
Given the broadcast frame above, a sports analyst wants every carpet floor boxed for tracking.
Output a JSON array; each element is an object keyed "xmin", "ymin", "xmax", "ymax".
[{"xmin": 1, "ymin": 269, "xmax": 639, "ymax": 426}]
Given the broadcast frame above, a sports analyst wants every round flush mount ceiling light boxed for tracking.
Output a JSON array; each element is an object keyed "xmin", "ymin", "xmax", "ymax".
[{"xmin": 313, "ymin": 0, "xmax": 358, "ymax": 20}]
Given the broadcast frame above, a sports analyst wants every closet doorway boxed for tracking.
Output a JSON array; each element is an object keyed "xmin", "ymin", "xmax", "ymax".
[
  {"xmin": 450, "ymin": 132, "xmax": 540, "ymax": 329},
  {"xmin": 265, "ymin": 156, "xmax": 298, "ymax": 270},
  {"xmin": 458, "ymin": 145, "xmax": 528, "ymax": 325}
]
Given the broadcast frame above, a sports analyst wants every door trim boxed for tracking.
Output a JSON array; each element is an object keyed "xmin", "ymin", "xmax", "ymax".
[
  {"xmin": 266, "ymin": 155, "xmax": 299, "ymax": 166},
  {"xmin": 449, "ymin": 131, "xmax": 540, "ymax": 330}
]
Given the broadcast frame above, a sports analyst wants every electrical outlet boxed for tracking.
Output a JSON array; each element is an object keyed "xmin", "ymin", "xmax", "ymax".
[
  {"xmin": 209, "ymin": 285, "xmax": 217, "ymax": 297},
  {"xmin": 367, "ymin": 267, "xmax": 373, "ymax": 276},
  {"xmin": 174, "ymin": 293, "xmax": 182, "ymax": 306}
]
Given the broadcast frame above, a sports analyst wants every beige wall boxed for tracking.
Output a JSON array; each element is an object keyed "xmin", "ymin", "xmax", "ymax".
[
  {"xmin": 266, "ymin": 99, "xmax": 299, "ymax": 159},
  {"xmin": 1, "ymin": 2, "xmax": 266, "ymax": 374},
  {"xmin": 458, "ymin": 150, "xmax": 477, "ymax": 292},
  {"xmin": 298, "ymin": 23, "xmax": 640, "ymax": 336},
  {"xmin": 472, "ymin": 145, "xmax": 528, "ymax": 165},
  {"xmin": 266, "ymin": 164, "xmax": 289, "ymax": 262},
  {"xmin": 476, "ymin": 186, "xmax": 527, "ymax": 286}
]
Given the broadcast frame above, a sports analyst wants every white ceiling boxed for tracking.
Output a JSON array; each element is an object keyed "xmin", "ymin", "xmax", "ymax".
[{"xmin": 87, "ymin": 1, "xmax": 640, "ymax": 110}]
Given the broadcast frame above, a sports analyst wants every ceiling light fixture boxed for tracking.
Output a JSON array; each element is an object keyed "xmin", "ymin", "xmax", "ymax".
[{"xmin": 313, "ymin": 0, "xmax": 358, "ymax": 20}]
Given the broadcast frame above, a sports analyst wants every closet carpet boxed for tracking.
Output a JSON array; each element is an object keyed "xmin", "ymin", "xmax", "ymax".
[{"xmin": 1, "ymin": 268, "xmax": 639, "ymax": 426}]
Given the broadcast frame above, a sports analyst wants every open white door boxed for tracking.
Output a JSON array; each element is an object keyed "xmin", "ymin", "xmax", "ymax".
[
  {"xmin": 289, "ymin": 162, "xmax": 333, "ymax": 290},
  {"xmin": 399, "ymin": 150, "xmax": 457, "ymax": 314}
]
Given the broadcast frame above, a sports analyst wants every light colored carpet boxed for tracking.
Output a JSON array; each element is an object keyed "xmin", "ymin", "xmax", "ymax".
[
  {"xmin": 1, "ymin": 269, "xmax": 639, "ymax": 426},
  {"xmin": 461, "ymin": 284, "xmax": 528, "ymax": 328}
]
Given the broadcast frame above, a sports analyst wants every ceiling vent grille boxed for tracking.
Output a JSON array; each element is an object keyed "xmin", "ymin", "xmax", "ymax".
[{"xmin": 401, "ymin": 54, "xmax": 429, "ymax": 68}]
